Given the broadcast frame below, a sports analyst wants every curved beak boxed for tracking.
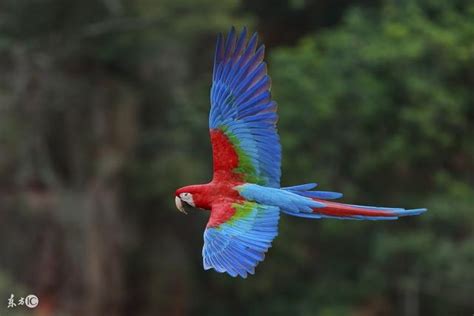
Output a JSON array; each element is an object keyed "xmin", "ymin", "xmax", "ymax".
[{"xmin": 175, "ymin": 196, "xmax": 187, "ymax": 214}]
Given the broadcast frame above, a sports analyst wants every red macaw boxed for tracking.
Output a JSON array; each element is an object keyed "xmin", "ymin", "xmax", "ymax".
[{"xmin": 175, "ymin": 27, "xmax": 426, "ymax": 278}]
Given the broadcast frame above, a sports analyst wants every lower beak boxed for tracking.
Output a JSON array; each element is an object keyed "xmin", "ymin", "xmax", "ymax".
[{"xmin": 175, "ymin": 196, "xmax": 187, "ymax": 214}]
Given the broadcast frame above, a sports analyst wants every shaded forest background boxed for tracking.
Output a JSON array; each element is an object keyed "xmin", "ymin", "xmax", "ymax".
[{"xmin": 0, "ymin": 0, "xmax": 473, "ymax": 315}]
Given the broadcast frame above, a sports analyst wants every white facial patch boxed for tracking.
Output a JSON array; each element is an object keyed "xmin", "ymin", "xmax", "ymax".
[{"xmin": 179, "ymin": 192, "xmax": 195, "ymax": 207}]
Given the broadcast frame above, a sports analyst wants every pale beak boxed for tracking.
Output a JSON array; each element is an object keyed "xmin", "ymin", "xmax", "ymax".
[{"xmin": 175, "ymin": 196, "xmax": 187, "ymax": 214}]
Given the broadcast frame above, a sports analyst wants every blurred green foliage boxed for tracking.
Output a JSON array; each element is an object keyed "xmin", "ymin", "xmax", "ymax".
[
  {"xmin": 0, "ymin": 0, "xmax": 473, "ymax": 315},
  {"xmin": 268, "ymin": 1, "xmax": 474, "ymax": 314}
]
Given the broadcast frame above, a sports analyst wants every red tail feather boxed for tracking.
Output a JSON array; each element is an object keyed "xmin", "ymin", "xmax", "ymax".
[{"xmin": 312, "ymin": 199, "xmax": 400, "ymax": 218}]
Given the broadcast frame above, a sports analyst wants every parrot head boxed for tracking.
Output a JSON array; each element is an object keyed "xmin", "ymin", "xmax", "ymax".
[
  {"xmin": 175, "ymin": 185, "xmax": 212, "ymax": 214},
  {"xmin": 175, "ymin": 187, "xmax": 196, "ymax": 214}
]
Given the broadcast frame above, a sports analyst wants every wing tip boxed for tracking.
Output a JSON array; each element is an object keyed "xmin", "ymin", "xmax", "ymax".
[{"xmin": 204, "ymin": 263, "xmax": 256, "ymax": 279}]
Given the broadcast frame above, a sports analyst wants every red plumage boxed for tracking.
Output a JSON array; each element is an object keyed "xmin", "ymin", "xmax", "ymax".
[
  {"xmin": 311, "ymin": 199, "xmax": 400, "ymax": 217},
  {"xmin": 176, "ymin": 129, "xmax": 245, "ymax": 227}
]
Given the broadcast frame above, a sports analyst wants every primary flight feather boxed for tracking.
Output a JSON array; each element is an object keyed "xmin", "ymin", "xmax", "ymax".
[{"xmin": 175, "ymin": 27, "xmax": 426, "ymax": 278}]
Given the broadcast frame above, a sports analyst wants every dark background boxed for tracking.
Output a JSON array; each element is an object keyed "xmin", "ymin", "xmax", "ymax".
[{"xmin": 0, "ymin": 0, "xmax": 473, "ymax": 315}]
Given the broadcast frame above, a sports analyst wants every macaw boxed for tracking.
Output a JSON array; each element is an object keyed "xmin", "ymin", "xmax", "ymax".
[{"xmin": 175, "ymin": 27, "xmax": 426, "ymax": 278}]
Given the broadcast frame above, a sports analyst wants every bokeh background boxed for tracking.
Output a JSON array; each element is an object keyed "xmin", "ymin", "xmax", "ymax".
[{"xmin": 0, "ymin": 0, "xmax": 473, "ymax": 315}]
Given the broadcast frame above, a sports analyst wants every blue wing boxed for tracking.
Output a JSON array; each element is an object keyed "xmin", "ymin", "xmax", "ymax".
[
  {"xmin": 203, "ymin": 200, "xmax": 280, "ymax": 278},
  {"xmin": 209, "ymin": 27, "xmax": 281, "ymax": 187}
]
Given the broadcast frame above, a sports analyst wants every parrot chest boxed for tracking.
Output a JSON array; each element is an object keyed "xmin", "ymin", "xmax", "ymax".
[{"xmin": 195, "ymin": 181, "xmax": 244, "ymax": 211}]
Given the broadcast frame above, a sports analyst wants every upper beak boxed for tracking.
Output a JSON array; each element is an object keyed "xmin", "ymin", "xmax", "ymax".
[{"xmin": 175, "ymin": 196, "xmax": 187, "ymax": 214}]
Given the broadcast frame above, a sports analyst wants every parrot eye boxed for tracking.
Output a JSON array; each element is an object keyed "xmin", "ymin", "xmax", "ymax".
[{"xmin": 179, "ymin": 193, "xmax": 195, "ymax": 207}]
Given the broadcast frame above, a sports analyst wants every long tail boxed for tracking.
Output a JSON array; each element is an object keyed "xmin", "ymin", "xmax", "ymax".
[{"xmin": 281, "ymin": 183, "xmax": 427, "ymax": 220}]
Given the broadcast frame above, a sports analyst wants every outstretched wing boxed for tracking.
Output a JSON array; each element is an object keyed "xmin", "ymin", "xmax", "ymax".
[
  {"xmin": 203, "ymin": 200, "xmax": 280, "ymax": 278},
  {"xmin": 209, "ymin": 27, "xmax": 281, "ymax": 187}
]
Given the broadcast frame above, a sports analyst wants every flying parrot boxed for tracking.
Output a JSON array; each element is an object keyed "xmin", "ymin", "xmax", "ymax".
[{"xmin": 175, "ymin": 27, "xmax": 426, "ymax": 278}]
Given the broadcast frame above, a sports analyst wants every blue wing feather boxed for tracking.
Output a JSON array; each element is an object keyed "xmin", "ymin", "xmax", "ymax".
[
  {"xmin": 209, "ymin": 27, "xmax": 281, "ymax": 187},
  {"xmin": 203, "ymin": 201, "xmax": 280, "ymax": 278}
]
